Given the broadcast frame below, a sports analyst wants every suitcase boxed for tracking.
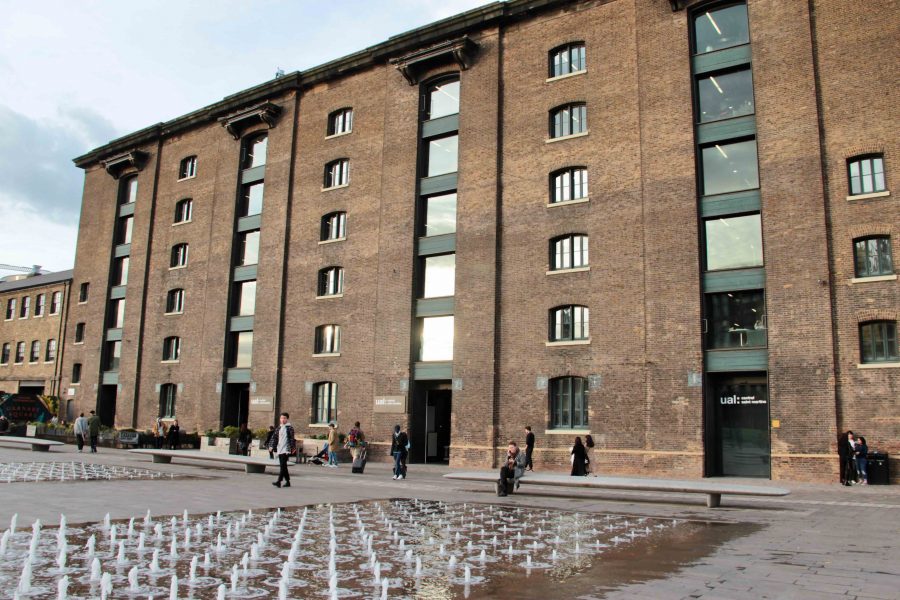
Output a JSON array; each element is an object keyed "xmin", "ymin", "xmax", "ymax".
[{"xmin": 351, "ymin": 448, "xmax": 367, "ymax": 474}]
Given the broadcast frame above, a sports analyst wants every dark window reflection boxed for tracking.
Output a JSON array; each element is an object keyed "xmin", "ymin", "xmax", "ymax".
[
  {"xmin": 693, "ymin": 3, "xmax": 750, "ymax": 54},
  {"xmin": 701, "ymin": 139, "xmax": 759, "ymax": 195},
  {"xmin": 698, "ymin": 69, "xmax": 754, "ymax": 122},
  {"xmin": 706, "ymin": 290, "xmax": 766, "ymax": 349}
]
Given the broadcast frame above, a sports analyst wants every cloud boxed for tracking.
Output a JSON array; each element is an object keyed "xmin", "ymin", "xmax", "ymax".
[
  {"xmin": 0, "ymin": 195, "xmax": 78, "ymax": 271},
  {"xmin": 0, "ymin": 104, "xmax": 118, "ymax": 223}
]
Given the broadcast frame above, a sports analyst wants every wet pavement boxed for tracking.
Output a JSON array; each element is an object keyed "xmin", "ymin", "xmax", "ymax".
[{"xmin": 0, "ymin": 444, "xmax": 897, "ymax": 599}]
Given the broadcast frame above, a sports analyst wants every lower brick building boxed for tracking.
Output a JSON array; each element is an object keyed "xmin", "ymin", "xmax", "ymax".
[{"xmin": 62, "ymin": 0, "xmax": 898, "ymax": 482}]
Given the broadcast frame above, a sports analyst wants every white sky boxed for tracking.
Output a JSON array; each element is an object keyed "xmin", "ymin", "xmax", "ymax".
[{"xmin": 0, "ymin": 0, "xmax": 492, "ymax": 274}]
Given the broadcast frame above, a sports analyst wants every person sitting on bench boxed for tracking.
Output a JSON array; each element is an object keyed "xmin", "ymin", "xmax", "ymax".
[{"xmin": 497, "ymin": 440, "xmax": 526, "ymax": 496}]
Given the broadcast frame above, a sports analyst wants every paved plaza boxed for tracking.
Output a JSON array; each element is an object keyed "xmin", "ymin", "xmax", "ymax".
[{"xmin": 0, "ymin": 444, "xmax": 897, "ymax": 599}]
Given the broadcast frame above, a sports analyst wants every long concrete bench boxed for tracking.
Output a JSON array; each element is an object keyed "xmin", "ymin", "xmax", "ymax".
[
  {"xmin": 0, "ymin": 435, "xmax": 65, "ymax": 452},
  {"xmin": 444, "ymin": 471, "xmax": 790, "ymax": 508},
  {"xmin": 129, "ymin": 449, "xmax": 292, "ymax": 474}
]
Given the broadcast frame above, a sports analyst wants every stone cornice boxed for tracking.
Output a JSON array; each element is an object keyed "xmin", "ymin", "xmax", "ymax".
[
  {"xmin": 390, "ymin": 36, "xmax": 479, "ymax": 85},
  {"xmin": 218, "ymin": 101, "xmax": 283, "ymax": 140},
  {"xmin": 101, "ymin": 150, "xmax": 149, "ymax": 179}
]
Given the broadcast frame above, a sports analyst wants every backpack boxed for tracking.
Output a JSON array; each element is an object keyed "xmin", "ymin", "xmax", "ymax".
[{"xmin": 348, "ymin": 428, "xmax": 359, "ymax": 445}]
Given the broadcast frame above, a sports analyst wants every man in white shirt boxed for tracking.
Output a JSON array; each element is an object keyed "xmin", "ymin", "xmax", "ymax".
[
  {"xmin": 73, "ymin": 413, "xmax": 88, "ymax": 452},
  {"xmin": 267, "ymin": 412, "xmax": 296, "ymax": 488}
]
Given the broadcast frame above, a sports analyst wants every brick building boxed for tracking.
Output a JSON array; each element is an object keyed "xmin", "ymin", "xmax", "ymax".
[
  {"xmin": 63, "ymin": 0, "xmax": 898, "ymax": 481},
  {"xmin": 0, "ymin": 270, "xmax": 73, "ymax": 411}
]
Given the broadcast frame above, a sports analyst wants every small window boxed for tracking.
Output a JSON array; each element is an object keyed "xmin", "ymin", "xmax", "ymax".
[
  {"xmin": 693, "ymin": 3, "xmax": 750, "ymax": 55},
  {"xmin": 318, "ymin": 267, "xmax": 344, "ymax": 297},
  {"xmin": 79, "ymin": 283, "xmax": 90, "ymax": 303},
  {"xmin": 29, "ymin": 340, "xmax": 40, "ymax": 363},
  {"xmin": 166, "ymin": 289, "xmax": 185, "ymax": 314},
  {"xmin": 5, "ymin": 298, "xmax": 15, "ymax": 320},
  {"xmin": 549, "ymin": 376, "xmax": 588, "ymax": 429},
  {"xmin": 74, "ymin": 322, "xmax": 85, "ymax": 344},
  {"xmin": 420, "ymin": 315, "xmax": 454, "ymax": 361},
  {"xmin": 178, "ymin": 156, "xmax": 197, "ymax": 180},
  {"xmin": 697, "ymin": 68, "xmax": 755, "ymax": 123},
  {"xmin": 314, "ymin": 324, "xmax": 341, "ymax": 354},
  {"xmin": 425, "ymin": 78, "xmax": 460, "ymax": 120},
  {"xmin": 50, "ymin": 291, "xmax": 62, "ymax": 315},
  {"xmin": 550, "ymin": 234, "xmax": 589, "ymax": 270},
  {"xmin": 327, "ymin": 108, "xmax": 353, "ymax": 136},
  {"xmin": 550, "ymin": 168, "xmax": 589, "ymax": 203},
  {"xmin": 321, "ymin": 212, "xmax": 347, "ymax": 241},
  {"xmin": 170, "ymin": 243, "xmax": 189, "ymax": 268},
  {"xmin": 242, "ymin": 134, "xmax": 268, "ymax": 169},
  {"xmin": 229, "ymin": 331, "xmax": 254, "ymax": 368},
  {"xmin": 71, "ymin": 363, "xmax": 82, "ymax": 384},
  {"xmin": 848, "ymin": 155, "xmax": 886, "ymax": 196},
  {"xmin": 701, "ymin": 139, "xmax": 759, "ymax": 196},
  {"xmin": 14, "ymin": 342, "xmax": 25, "ymax": 364},
  {"xmin": 119, "ymin": 176, "xmax": 138, "ymax": 205},
  {"xmin": 113, "ymin": 256, "xmax": 130, "ymax": 287},
  {"xmin": 108, "ymin": 299, "xmax": 126, "ymax": 329},
  {"xmin": 705, "ymin": 289, "xmax": 767, "ymax": 349},
  {"xmin": 0, "ymin": 343, "xmax": 9, "ymax": 364},
  {"xmin": 426, "ymin": 135, "xmax": 459, "ymax": 177},
  {"xmin": 233, "ymin": 281, "xmax": 257, "ymax": 316},
  {"xmin": 324, "ymin": 159, "xmax": 350, "ymax": 189},
  {"xmin": 116, "ymin": 215, "xmax": 134, "ymax": 245},
  {"xmin": 704, "ymin": 213, "xmax": 763, "ymax": 271},
  {"xmin": 240, "ymin": 182, "xmax": 265, "ymax": 217},
  {"xmin": 34, "ymin": 294, "xmax": 45, "ymax": 317},
  {"xmin": 854, "ymin": 236, "xmax": 894, "ymax": 278},
  {"xmin": 19, "ymin": 296, "xmax": 30, "ymax": 319},
  {"xmin": 313, "ymin": 382, "xmax": 338, "ymax": 424},
  {"xmin": 421, "ymin": 193, "xmax": 457, "ymax": 236},
  {"xmin": 860, "ymin": 321, "xmax": 899, "ymax": 363},
  {"xmin": 549, "ymin": 43, "xmax": 586, "ymax": 78},
  {"xmin": 45, "ymin": 339, "xmax": 57, "ymax": 362},
  {"xmin": 549, "ymin": 103, "xmax": 587, "ymax": 139},
  {"xmin": 174, "ymin": 198, "xmax": 193, "ymax": 224},
  {"xmin": 421, "ymin": 254, "xmax": 456, "ymax": 298},
  {"xmin": 163, "ymin": 336, "xmax": 181, "ymax": 361},
  {"xmin": 549, "ymin": 306, "xmax": 590, "ymax": 342},
  {"xmin": 159, "ymin": 383, "xmax": 177, "ymax": 418},
  {"xmin": 237, "ymin": 230, "xmax": 260, "ymax": 266}
]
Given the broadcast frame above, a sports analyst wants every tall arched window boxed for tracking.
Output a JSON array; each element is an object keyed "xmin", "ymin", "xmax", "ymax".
[
  {"xmin": 321, "ymin": 212, "xmax": 347, "ymax": 241},
  {"xmin": 159, "ymin": 383, "xmax": 177, "ymax": 418},
  {"xmin": 318, "ymin": 267, "xmax": 344, "ymax": 297},
  {"xmin": 314, "ymin": 325, "xmax": 341, "ymax": 354},
  {"xmin": 549, "ymin": 305, "xmax": 590, "ymax": 342},
  {"xmin": 548, "ymin": 42, "xmax": 585, "ymax": 78},
  {"xmin": 550, "ymin": 167, "xmax": 588, "ymax": 203},
  {"xmin": 324, "ymin": 159, "xmax": 350, "ymax": 189},
  {"xmin": 549, "ymin": 103, "xmax": 587, "ymax": 139},
  {"xmin": 550, "ymin": 234, "xmax": 589, "ymax": 270},
  {"xmin": 313, "ymin": 382, "xmax": 338, "ymax": 424}
]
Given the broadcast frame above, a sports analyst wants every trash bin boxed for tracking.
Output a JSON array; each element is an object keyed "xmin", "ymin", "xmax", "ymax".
[{"xmin": 867, "ymin": 453, "xmax": 890, "ymax": 485}]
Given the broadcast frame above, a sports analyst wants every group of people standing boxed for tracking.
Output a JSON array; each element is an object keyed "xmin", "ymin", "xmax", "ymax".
[
  {"xmin": 838, "ymin": 430, "xmax": 869, "ymax": 486},
  {"xmin": 152, "ymin": 418, "xmax": 180, "ymax": 450}
]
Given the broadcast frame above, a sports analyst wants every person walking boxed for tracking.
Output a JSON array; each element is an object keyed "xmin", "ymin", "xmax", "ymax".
[
  {"xmin": 237, "ymin": 423, "xmax": 252, "ymax": 456},
  {"xmin": 855, "ymin": 436, "xmax": 869, "ymax": 485},
  {"xmin": 73, "ymin": 413, "xmax": 88, "ymax": 452},
  {"xmin": 268, "ymin": 412, "xmax": 296, "ymax": 488},
  {"xmin": 570, "ymin": 436, "xmax": 588, "ymax": 476},
  {"xmin": 264, "ymin": 425, "xmax": 276, "ymax": 460},
  {"xmin": 87, "ymin": 410, "xmax": 101, "ymax": 453},
  {"xmin": 584, "ymin": 434, "xmax": 596, "ymax": 475},
  {"xmin": 391, "ymin": 425, "xmax": 409, "ymax": 480},
  {"xmin": 524, "ymin": 425, "xmax": 535, "ymax": 471},
  {"xmin": 167, "ymin": 419, "xmax": 181, "ymax": 450},
  {"xmin": 326, "ymin": 423, "xmax": 339, "ymax": 468}
]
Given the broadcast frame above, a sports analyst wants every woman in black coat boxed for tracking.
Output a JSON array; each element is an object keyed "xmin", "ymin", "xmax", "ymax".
[{"xmin": 570, "ymin": 436, "xmax": 588, "ymax": 476}]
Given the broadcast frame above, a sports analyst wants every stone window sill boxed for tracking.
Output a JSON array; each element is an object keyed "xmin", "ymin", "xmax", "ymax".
[
  {"xmin": 547, "ymin": 197, "xmax": 590, "ymax": 208},
  {"xmin": 850, "ymin": 274, "xmax": 897, "ymax": 284},
  {"xmin": 165, "ymin": 311, "xmax": 184, "ymax": 316},
  {"xmin": 325, "ymin": 131, "xmax": 352, "ymax": 140},
  {"xmin": 169, "ymin": 265, "xmax": 187, "ymax": 271},
  {"xmin": 177, "ymin": 175, "xmax": 197, "ymax": 183},
  {"xmin": 546, "ymin": 69, "xmax": 587, "ymax": 84},
  {"xmin": 308, "ymin": 423, "xmax": 332, "ymax": 428},
  {"xmin": 547, "ymin": 267, "xmax": 590, "ymax": 276},
  {"xmin": 161, "ymin": 360, "xmax": 180, "ymax": 364},
  {"xmin": 857, "ymin": 362, "xmax": 900, "ymax": 369},
  {"xmin": 847, "ymin": 190, "xmax": 890, "ymax": 202},
  {"xmin": 322, "ymin": 183, "xmax": 349, "ymax": 192},
  {"xmin": 313, "ymin": 352, "xmax": 341, "ymax": 358},
  {"xmin": 546, "ymin": 131, "xmax": 589, "ymax": 144},
  {"xmin": 546, "ymin": 339, "xmax": 591, "ymax": 347},
  {"xmin": 172, "ymin": 220, "xmax": 192, "ymax": 227},
  {"xmin": 544, "ymin": 429, "xmax": 590, "ymax": 435},
  {"xmin": 316, "ymin": 294, "xmax": 344, "ymax": 300},
  {"xmin": 318, "ymin": 237, "xmax": 347, "ymax": 245}
]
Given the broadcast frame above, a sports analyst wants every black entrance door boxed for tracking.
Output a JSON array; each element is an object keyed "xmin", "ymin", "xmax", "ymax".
[
  {"xmin": 98, "ymin": 385, "xmax": 117, "ymax": 427},
  {"xmin": 425, "ymin": 389, "xmax": 452, "ymax": 463},
  {"xmin": 222, "ymin": 384, "xmax": 249, "ymax": 428},
  {"xmin": 708, "ymin": 373, "xmax": 770, "ymax": 478}
]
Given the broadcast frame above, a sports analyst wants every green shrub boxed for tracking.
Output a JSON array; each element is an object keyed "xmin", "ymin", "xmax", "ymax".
[
  {"xmin": 253, "ymin": 428, "xmax": 269, "ymax": 441},
  {"xmin": 222, "ymin": 426, "xmax": 240, "ymax": 439}
]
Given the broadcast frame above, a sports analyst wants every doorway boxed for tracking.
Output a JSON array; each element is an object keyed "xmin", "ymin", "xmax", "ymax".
[
  {"xmin": 98, "ymin": 385, "xmax": 117, "ymax": 427},
  {"xmin": 707, "ymin": 372, "xmax": 770, "ymax": 478},
  {"xmin": 222, "ymin": 383, "xmax": 249, "ymax": 428},
  {"xmin": 410, "ymin": 382, "xmax": 452, "ymax": 464}
]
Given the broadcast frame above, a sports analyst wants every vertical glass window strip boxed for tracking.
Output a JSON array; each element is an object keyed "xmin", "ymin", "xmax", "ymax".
[
  {"xmin": 693, "ymin": 3, "xmax": 750, "ymax": 54},
  {"xmin": 105, "ymin": 340, "xmax": 122, "ymax": 371},
  {"xmin": 848, "ymin": 156, "xmax": 886, "ymax": 195},
  {"xmin": 238, "ymin": 230, "xmax": 260, "ymax": 266},
  {"xmin": 231, "ymin": 332, "xmax": 253, "ymax": 368},
  {"xmin": 704, "ymin": 214, "xmax": 763, "ymax": 271},
  {"xmin": 697, "ymin": 69, "xmax": 755, "ymax": 122},
  {"xmin": 426, "ymin": 135, "xmax": 459, "ymax": 177},
  {"xmin": 241, "ymin": 182, "xmax": 265, "ymax": 217},
  {"xmin": 108, "ymin": 298, "xmax": 126, "ymax": 328},
  {"xmin": 119, "ymin": 176, "xmax": 138, "ymax": 205},
  {"xmin": 243, "ymin": 134, "xmax": 268, "ymax": 169},
  {"xmin": 701, "ymin": 139, "xmax": 759, "ymax": 195},
  {"xmin": 705, "ymin": 290, "xmax": 767, "ymax": 349},
  {"xmin": 420, "ymin": 316, "xmax": 454, "ymax": 361},
  {"xmin": 854, "ymin": 237, "xmax": 894, "ymax": 277},
  {"xmin": 422, "ymin": 193, "xmax": 457, "ymax": 236},
  {"xmin": 422, "ymin": 254, "xmax": 456, "ymax": 298},
  {"xmin": 234, "ymin": 281, "xmax": 257, "ymax": 316}
]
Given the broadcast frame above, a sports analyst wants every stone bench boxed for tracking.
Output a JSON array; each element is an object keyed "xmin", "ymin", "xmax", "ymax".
[
  {"xmin": 443, "ymin": 471, "xmax": 790, "ymax": 508},
  {"xmin": 0, "ymin": 435, "xmax": 65, "ymax": 452},
  {"xmin": 129, "ymin": 449, "xmax": 293, "ymax": 474}
]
